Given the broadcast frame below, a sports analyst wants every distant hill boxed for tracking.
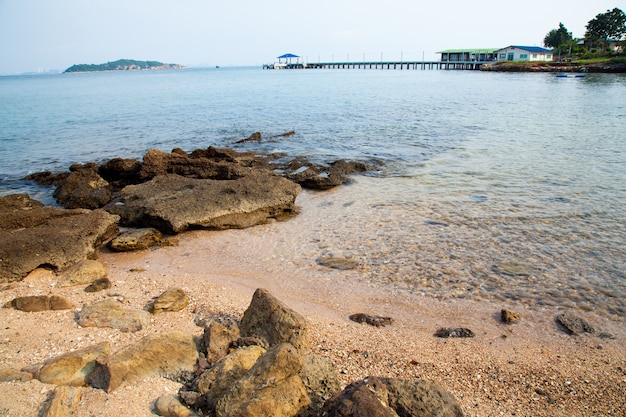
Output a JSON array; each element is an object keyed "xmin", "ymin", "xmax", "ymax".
[{"xmin": 64, "ymin": 59, "xmax": 185, "ymax": 73}]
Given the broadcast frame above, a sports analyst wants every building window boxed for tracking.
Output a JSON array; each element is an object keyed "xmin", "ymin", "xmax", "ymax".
[
  {"xmin": 532, "ymin": 54, "xmax": 538, "ymax": 59},
  {"xmin": 520, "ymin": 54, "xmax": 529, "ymax": 59},
  {"xmin": 547, "ymin": 54, "xmax": 552, "ymax": 59},
  {"xmin": 499, "ymin": 53, "xmax": 506, "ymax": 59}
]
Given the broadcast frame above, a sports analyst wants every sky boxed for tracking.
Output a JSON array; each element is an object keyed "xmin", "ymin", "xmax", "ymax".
[{"xmin": 0, "ymin": 0, "xmax": 623, "ymax": 74}]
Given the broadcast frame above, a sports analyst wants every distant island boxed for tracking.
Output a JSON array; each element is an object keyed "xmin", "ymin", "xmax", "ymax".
[{"xmin": 64, "ymin": 59, "xmax": 186, "ymax": 73}]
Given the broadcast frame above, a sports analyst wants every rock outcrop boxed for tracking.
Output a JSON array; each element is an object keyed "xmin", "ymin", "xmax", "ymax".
[
  {"xmin": 53, "ymin": 167, "xmax": 112, "ymax": 209},
  {"xmin": 35, "ymin": 342, "xmax": 111, "ymax": 386},
  {"xmin": 0, "ymin": 194, "xmax": 119, "ymax": 283},
  {"xmin": 104, "ymin": 173, "xmax": 301, "ymax": 234}
]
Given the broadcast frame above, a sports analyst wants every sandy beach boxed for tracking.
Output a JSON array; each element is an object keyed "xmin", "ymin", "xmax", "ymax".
[{"xmin": 1, "ymin": 188, "xmax": 625, "ymax": 417}]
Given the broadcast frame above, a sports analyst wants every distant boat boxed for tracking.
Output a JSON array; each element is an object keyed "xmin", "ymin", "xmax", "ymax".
[{"xmin": 556, "ymin": 73, "xmax": 586, "ymax": 78}]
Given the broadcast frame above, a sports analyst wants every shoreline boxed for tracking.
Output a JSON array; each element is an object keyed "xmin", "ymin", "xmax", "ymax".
[{"xmin": 1, "ymin": 188, "xmax": 625, "ymax": 416}]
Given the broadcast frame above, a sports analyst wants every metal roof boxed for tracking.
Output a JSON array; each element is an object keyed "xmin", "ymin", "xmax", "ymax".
[
  {"xmin": 498, "ymin": 45, "xmax": 553, "ymax": 53},
  {"xmin": 437, "ymin": 49, "xmax": 498, "ymax": 54},
  {"xmin": 277, "ymin": 53, "xmax": 299, "ymax": 58}
]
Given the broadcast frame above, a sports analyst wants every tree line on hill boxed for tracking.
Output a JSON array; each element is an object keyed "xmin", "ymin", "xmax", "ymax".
[
  {"xmin": 543, "ymin": 7, "xmax": 626, "ymax": 60},
  {"xmin": 64, "ymin": 59, "xmax": 173, "ymax": 73}
]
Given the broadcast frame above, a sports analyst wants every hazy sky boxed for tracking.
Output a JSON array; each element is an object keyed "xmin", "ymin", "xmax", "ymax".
[{"xmin": 0, "ymin": 0, "xmax": 622, "ymax": 74}]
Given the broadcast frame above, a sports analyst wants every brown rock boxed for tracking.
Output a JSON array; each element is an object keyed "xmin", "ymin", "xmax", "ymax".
[
  {"xmin": 196, "ymin": 345, "xmax": 266, "ymax": 404},
  {"xmin": 154, "ymin": 394, "xmax": 200, "ymax": 417},
  {"xmin": 36, "ymin": 342, "xmax": 110, "ymax": 386},
  {"xmin": 299, "ymin": 353, "xmax": 341, "ymax": 417},
  {"xmin": 215, "ymin": 343, "xmax": 310, "ymax": 417},
  {"xmin": 149, "ymin": 287, "xmax": 189, "ymax": 314},
  {"xmin": 104, "ymin": 173, "xmax": 300, "ymax": 234},
  {"xmin": 555, "ymin": 313, "xmax": 595, "ymax": 335},
  {"xmin": 58, "ymin": 259, "xmax": 108, "ymax": 288},
  {"xmin": 239, "ymin": 288, "xmax": 310, "ymax": 352},
  {"xmin": 40, "ymin": 386, "xmax": 82, "ymax": 417},
  {"xmin": 89, "ymin": 330, "xmax": 198, "ymax": 392},
  {"xmin": 434, "ymin": 328, "xmax": 475, "ymax": 338},
  {"xmin": 98, "ymin": 157, "xmax": 142, "ymax": 189},
  {"xmin": 76, "ymin": 298, "xmax": 150, "ymax": 332},
  {"xmin": 500, "ymin": 309, "xmax": 520, "ymax": 324},
  {"xmin": 0, "ymin": 366, "xmax": 33, "ymax": 382},
  {"xmin": 8, "ymin": 295, "xmax": 74, "ymax": 312},
  {"xmin": 201, "ymin": 319, "xmax": 241, "ymax": 364},
  {"xmin": 108, "ymin": 228, "xmax": 163, "ymax": 252},
  {"xmin": 317, "ymin": 256, "xmax": 359, "ymax": 270},
  {"xmin": 0, "ymin": 194, "xmax": 119, "ymax": 283},
  {"xmin": 322, "ymin": 377, "xmax": 463, "ymax": 417},
  {"xmin": 349, "ymin": 313, "xmax": 394, "ymax": 327},
  {"xmin": 53, "ymin": 168, "xmax": 112, "ymax": 209},
  {"xmin": 84, "ymin": 277, "xmax": 111, "ymax": 292}
]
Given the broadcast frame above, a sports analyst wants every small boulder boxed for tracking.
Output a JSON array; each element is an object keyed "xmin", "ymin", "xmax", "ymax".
[
  {"xmin": 149, "ymin": 287, "xmax": 190, "ymax": 314},
  {"xmin": 434, "ymin": 328, "xmax": 475, "ymax": 338},
  {"xmin": 196, "ymin": 345, "xmax": 267, "ymax": 405},
  {"xmin": 108, "ymin": 228, "xmax": 163, "ymax": 252},
  {"xmin": 76, "ymin": 298, "xmax": 150, "ymax": 332},
  {"xmin": 239, "ymin": 288, "xmax": 309, "ymax": 352},
  {"xmin": 201, "ymin": 319, "xmax": 241, "ymax": 364},
  {"xmin": 154, "ymin": 394, "xmax": 200, "ymax": 417},
  {"xmin": 53, "ymin": 168, "xmax": 112, "ymax": 209},
  {"xmin": 84, "ymin": 277, "xmax": 112, "ymax": 292},
  {"xmin": 36, "ymin": 342, "xmax": 110, "ymax": 386},
  {"xmin": 322, "ymin": 376, "xmax": 463, "ymax": 417},
  {"xmin": 58, "ymin": 259, "xmax": 108, "ymax": 288},
  {"xmin": 555, "ymin": 313, "xmax": 595, "ymax": 335},
  {"xmin": 7, "ymin": 295, "xmax": 74, "ymax": 312},
  {"xmin": 40, "ymin": 386, "xmax": 82, "ymax": 417},
  {"xmin": 0, "ymin": 366, "xmax": 33, "ymax": 382},
  {"xmin": 89, "ymin": 330, "xmax": 198, "ymax": 392},
  {"xmin": 500, "ymin": 309, "xmax": 520, "ymax": 324},
  {"xmin": 215, "ymin": 343, "xmax": 310, "ymax": 417},
  {"xmin": 349, "ymin": 313, "xmax": 394, "ymax": 327},
  {"xmin": 299, "ymin": 353, "xmax": 341, "ymax": 417}
]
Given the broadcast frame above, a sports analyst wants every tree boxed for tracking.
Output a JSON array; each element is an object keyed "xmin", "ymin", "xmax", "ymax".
[
  {"xmin": 544, "ymin": 22, "xmax": 573, "ymax": 49},
  {"xmin": 585, "ymin": 7, "xmax": 626, "ymax": 49}
]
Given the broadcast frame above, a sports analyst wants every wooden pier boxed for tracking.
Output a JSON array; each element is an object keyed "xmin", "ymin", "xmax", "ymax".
[{"xmin": 263, "ymin": 60, "xmax": 489, "ymax": 70}]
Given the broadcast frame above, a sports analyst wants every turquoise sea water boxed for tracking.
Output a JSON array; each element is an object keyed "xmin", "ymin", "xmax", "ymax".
[{"xmin": 1, "ymin": 67, "xmax": 625, "ymax": 318}]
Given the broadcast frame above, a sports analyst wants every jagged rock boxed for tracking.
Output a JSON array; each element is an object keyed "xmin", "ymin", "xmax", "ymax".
[
  {"xmin": 139, "ymin": 148, "xmax": 255, "ymax": 181},
  {"xmin": 58, "ymin": 259, "xmax": 108, "ymax": 288},
  {"xmin": 322, "ymin": 376, "xmax": 463, "ymax": 417},
  {"xmin": 7, "ymin": 295, "xmax": 74, "ymax": 312},
  {"xmin": 25, "ymin": 170, "xmax": 68, "ymax": 187},
  {"xmin": 201, "ymin": 319, "xmax": 241, "ymax": 364},
  {"xmin": 196, "ymin": 345, "xmax": 267, "ymax": 406},
  {"xmin": 154, "ymin": 394, "xmax": 200, "ymax": 417},
  {"xmin": 284, "ymin": 159, "xmax": 377, "ymax": 190},
  {"xmin": 76, "ymin": 298, "xmax": 150, "ymax": 332},
  {"xmin": 236, "ymin": 131, "xmax": 262, "ymax": 144},
  {"xmin": 434, "ymin": 328, "xmax": 475, "ymax": 338},
  {"xmin": 53, "ymin": 168, "xmax": 112, "ymax": 209},
  {"xmin": 89, "ymin": 330, "xmax": 198, "ymax": 392},
  {"xmin": 215, "ymin": 343, "xmax": 310, "ymax": 417},
  {"xmin": 349, "ymin": 313, "xmax": 394, "ymax": 327},
  {"xmin": 103, "ymin": 173, "xmax": 300, "ymax": 234},
  {"xmin": 0, "ymin": 366, "xmax": 33, "ymax": 382},
  {"xmin": 0, "ymin": 194, "xmax": 119, "ymax": 283},
  {"xmin": 501, "ymin": 309, "xmax": 520, "ymax": 324},
  {"xmin": 84, "ymin": 277, "xmax": 111, "ymax": 292},
  {"xmin": 299, "ymin": 353, "xmax": 341, "ymax": 417},
  {"xmin": 35, "ymin": 342, "xmax": 110, "ymax": 386},
  {"xmin": 149, "ymin": 287, "xmax": 189, "ymax": 314},
  {"xmin": 555, "ymin": 313, "xmax": 595, "ymax": 335},
  {"xmin": 98, "ymin": 157, "xmax": 143, "ymax": 190},
  {"xmin": 40, "ymin": 386, "xmax": 82, "ymax": 417},
  {"xmin": 239, "ymin": 288, "xmax": 310, "ymax": 352},
  {"xmin": 108, "ymin": 228, "xmax": 163, "ymax": 252}
]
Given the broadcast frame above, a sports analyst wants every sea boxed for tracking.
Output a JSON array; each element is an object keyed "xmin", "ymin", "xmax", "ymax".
[{"xmin": 1, "ymin": 67, "xmax": 624, "ymax": 319}]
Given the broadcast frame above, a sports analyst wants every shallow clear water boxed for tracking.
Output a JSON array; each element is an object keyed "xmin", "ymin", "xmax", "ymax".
[{"xmin": 1, "ymin": 67, "xmax": 624, "ymax": 318}]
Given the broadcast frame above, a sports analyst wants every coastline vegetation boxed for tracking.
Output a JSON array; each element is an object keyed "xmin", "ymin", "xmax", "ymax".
[{"xmin": 64, "ymin": 59, "xmax": 181, "ymax": 73}]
